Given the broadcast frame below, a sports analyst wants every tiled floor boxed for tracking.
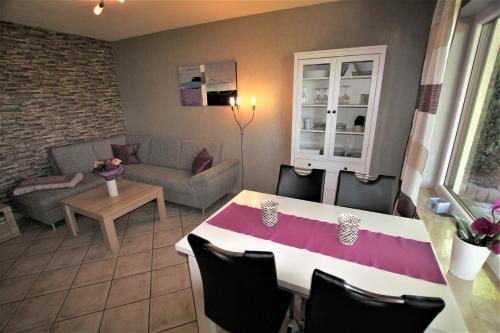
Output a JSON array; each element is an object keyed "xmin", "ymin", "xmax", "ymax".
[{"xmin": 0, "ymin": 196, "xmax": 231, "ymax": 333}]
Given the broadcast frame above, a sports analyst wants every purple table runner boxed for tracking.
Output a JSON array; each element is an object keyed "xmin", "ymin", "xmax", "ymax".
[{"xmin": 207, "ymin": 203, "xmax": 446, "ymax": 285}]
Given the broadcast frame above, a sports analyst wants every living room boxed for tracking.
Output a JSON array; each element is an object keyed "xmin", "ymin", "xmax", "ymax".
[{"xmin": 0, "ymin": 0, "xmax": 498, "ymax": 332}]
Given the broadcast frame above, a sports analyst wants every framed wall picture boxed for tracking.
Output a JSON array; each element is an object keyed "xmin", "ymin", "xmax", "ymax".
[{"xmin": 178, "ymin": 60, "xmax": 237, "ymax": 106}]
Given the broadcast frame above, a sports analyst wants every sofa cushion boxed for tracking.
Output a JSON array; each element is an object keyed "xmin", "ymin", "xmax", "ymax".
[
  {"xmin": 126, "ymin": 135, "xmax": 152, "ymax": 164},
  {"xmin": 192, "ymin": 148, "xmax": 213, "ymax": 175},
  {"xmin": 112, "ymin": 144, "xmax": 141, "ymax": 164},
  {"xmin": 91, "ymin": 135, "xmax": 126, "ymax": 159},
  {"xmin": 178, "ymin": 140, "xmax": 221, "ymax": 171},
  {"xmin": 50, "ymin": 142, "xmax": 97, "ymax": 175},
  {"xmin": 148, "ymin": 137, "xmax": 181, "ymax": 169},
  {"xmin": 13, "ymin": 173, "xmax": 104, "ymax": 211},
  {"xmin": 124, "ymin": 164, "xmax": 191, "ymax": 194}
]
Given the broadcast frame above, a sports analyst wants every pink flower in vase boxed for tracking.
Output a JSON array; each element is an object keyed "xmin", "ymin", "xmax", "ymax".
[
  {"xmin": 487, "ymin": 240, "xmax": 500, "ymax": 255},
  {"xmin": 111, "ymin": 158, "xmax": 122, "ymax": 166},
  {"xmin": 492, "ymin": 199, "xmax": 500, "ymax": 212},
  {"xmin": 471, "ymin": 217, "xmax": 500, "ymax": 236}
]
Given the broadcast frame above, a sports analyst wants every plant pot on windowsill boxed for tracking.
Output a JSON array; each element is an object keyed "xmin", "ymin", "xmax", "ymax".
[
  {"xmin": 450, "ymin": 204, "xmax": 499, "ymax": 280},
  {"xmin": 449, "ymin": 233, "xmax": 491, "ymax": 280}
]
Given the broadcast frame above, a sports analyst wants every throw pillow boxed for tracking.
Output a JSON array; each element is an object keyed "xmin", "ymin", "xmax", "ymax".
[
  {"xmin": 192, "ymin": 148, "xmax": 213, "ymax": 175},
  {"xmin": 112, "ymin": 143, "xmax": 141, "ymax": 165}
]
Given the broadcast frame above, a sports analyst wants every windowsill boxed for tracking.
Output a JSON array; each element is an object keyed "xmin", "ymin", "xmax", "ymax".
[{"xmin": 417, "ymin": 188, "xmax": 499, "ymax": 332}]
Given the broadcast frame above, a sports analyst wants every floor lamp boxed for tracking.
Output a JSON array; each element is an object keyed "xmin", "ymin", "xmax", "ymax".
[{"xmin": 229, "ymin": 96, "xmax": 256, "ymax": 189}]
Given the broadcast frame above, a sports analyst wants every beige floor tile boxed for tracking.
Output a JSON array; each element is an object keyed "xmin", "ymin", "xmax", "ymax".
[
  {"xmin": 120, "ymin": 233, "xmax": 153, "ymax": 256},
  {"xmin": 73, "ymin": 258, "xmax": 117, "ymax": 288},
  {"xmin": 180, "ymin": 214, "xmax": 205, "ymax": 228},
  {"xmin": 125, "ymin": 220, "xmax": 155, "ymax": 238},
  {"xmin": 153, "ymin": 228, "xmax": 183, "ymax": 249},
  {"xmin": 106, "ymin": 272, "xmax": 150, "ymax": 308},
  {"xmin": 160, "ymin": 322, "xmax": 198, "ymax": 333},
  {"xmin": 114, "ymin": 251, "xmax": 152, "ymax": 279},
  {"xmin": 35, "ymin": 225, "xmax": 68, "ymax": 240},
  {"xmin": 59, "ymin": 231, "xmax": 96, "ymax": 250},
  {"xmin": 100, "ymin": 299, "xmax": 149, "ymax": 333},
  {"xmin": 24, "ymin": 237, "xmax": 64, "ymax": 256},
  {"xmin": 51, "ymin": 311, "xmax": 103, "ymax": 333},
  {"xmin": 28, "ymin": 266, "xmax": 79, "ymax": 297},
  {"xmin": 0, "ymin": 302, "xmax": 19, "ymax": 331},
  {"xmin": 152, "ymin": 246, "xmax": 186, "ymax": 270},
  {"xmin": 0, "ymin": 260, "xmax": 15, "ymax": 278},
  {"xmin": 93, "ymin": 221, "xmax": 127, "ymax": 245},
  {"xmin": 76, "ymin": 218, "xmax": 99, "ymax": 232},
  {"xmin": 151, "ymin": 264, "xmax": 190, "ymax": 297},
  {"xmin": 0, "ymin": 274, "xmax": 38, "ymax": 304},
  {"xmin": 181, "ymin": 226, "xmax": 197, "ymax": 237},
  {"xmin": 179, "ymin": 206, "xmax": 201, "ymax": 217},
  {"xmin": 0, "ymin": 242, "xmax": 30, "ymax": 262},
  {"xmin": 149, "ymin": 289, "xmax": 196, "ymax": 333},
  {"xmin": 44, "ymin": 246, "xmax": 88, "ymax": 270},
  {"xmin": 128, "ymin": 210, "xmax": 155, "ymax": 224},
  {"xmin": 58, "ymin": 281, "xmax": 111, "ymax": 321},
  {"xmin": 4, "ymin": 253, "xmax": 52, "ymax": 278},
  {"xmin": 154, "ymin": 216, "xmax": 181, "ymax": 232},
  {"xmin": 20, "ymin": 324, "xmax": 51, "ymax": 333},
  {"xmin": 4, "ymin": 291, "xmax": 67, "ymax": 332},
  {"xmin": 163, "ymin": 202, "xmax": 181, "ymax": 217},
  {"xmin": 84, "ymin": 244, "xmax": 118, "ymax": 263}
]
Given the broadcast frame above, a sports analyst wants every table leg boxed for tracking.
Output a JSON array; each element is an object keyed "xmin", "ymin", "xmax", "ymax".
[
  {"xmin": 99, "ymin": 217, "xmax": 120, "ymax": 253},
  {"xmin": 156, "ymin": 190, "xmax": 168, "ymax": 223},
  {"xmin": 63, "ymin": 205, "xmax": 79, "ymax": 236},
  {"xmin": 187, "ymin": 255, "xmax": 217, "ymax": 333}
]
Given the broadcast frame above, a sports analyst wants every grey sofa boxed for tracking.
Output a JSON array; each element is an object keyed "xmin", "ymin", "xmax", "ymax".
[{"xmin": 11, "ymin": 135, "xmax": 239, "ymax": 225}]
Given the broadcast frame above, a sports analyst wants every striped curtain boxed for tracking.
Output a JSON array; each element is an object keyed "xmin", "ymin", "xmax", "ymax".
[{"xmin": 396, "ymin": 0, "xmax": 461, "ymax": 218}]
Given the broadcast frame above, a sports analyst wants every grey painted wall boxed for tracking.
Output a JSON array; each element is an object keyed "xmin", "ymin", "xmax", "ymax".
[
  {"xmin": 113, "ymin": 0, "xmax": 435, "ymax": 194},
  {"xmin": 0, "ymin": 21, "xmax": 125, "ymax": 202}
]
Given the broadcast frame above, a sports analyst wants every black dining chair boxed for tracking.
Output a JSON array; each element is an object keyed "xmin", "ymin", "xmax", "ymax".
[
  {"xmin": 187, "ymin": 234, "xmax": 292, "ymax": 333},
  {"xmin": 276, "ymin": 165, "xmax": 326, "ymax": 203},
  {"xmin": 335, "ymin": 171, "xmax": 399, "ymax": 214},
  {"xmin": 304, "ymin": 269, "xmax": 445, "ymax": 333}
]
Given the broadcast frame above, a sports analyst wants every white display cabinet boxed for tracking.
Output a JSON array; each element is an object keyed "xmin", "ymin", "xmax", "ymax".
[{"xmin": 291, "ymin": 46, "xmax": 386, "ymax": 204}]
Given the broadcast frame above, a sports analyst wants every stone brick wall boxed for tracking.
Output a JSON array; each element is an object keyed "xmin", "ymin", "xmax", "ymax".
[{"xmin": 0, "ymin": 21, "xmax": 125, "ymax": 202}]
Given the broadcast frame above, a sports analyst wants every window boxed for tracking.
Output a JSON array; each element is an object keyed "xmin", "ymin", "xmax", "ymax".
[{"xmin": 445, "ymin": 17, "xmax": 499, "ymax": 219}]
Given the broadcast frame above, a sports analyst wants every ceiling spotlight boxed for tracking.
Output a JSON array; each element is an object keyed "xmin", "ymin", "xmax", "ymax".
[
  {"xmin": 117, "ymin": 0, "xmax": 125, "ymax": 3},
  {"xmin": 93, "ymin": 1, "xmax": 104, "ymax": 15}
]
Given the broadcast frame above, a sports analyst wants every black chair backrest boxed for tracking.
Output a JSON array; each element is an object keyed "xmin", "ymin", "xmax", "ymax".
[
  {"xmin": 276, "ymin": 165, "xmax": 326, "ymax": 203},
  {"xmin": 305, "ymin": 269, "xmax": 445, "ymax": 333},
  {"xmin": 335, "ymin": 171, "xmax": 398, "ymax": 214},
  {"xmin": 187, "ymin": 234, "xmax": 288, "ymax": 333}
]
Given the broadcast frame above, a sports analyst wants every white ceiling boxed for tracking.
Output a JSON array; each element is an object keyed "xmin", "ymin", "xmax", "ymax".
[{"xmin": 0, "ymin": 0, "xmax": 334, "ymax": 41}]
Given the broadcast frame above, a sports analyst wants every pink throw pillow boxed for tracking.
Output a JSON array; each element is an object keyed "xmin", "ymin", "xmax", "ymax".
[{"xmin": 192, "ymin": 148, "xmax": 213, "ymax": 175}]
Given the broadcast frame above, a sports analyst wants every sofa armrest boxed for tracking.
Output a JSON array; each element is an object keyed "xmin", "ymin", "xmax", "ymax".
[{"xmin": 188, "ymin": 159, "xmax": 239, "ymax": 186}]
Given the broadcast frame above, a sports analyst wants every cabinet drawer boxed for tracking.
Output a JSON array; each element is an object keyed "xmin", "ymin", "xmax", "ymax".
[
  {"xmin": 294, "ymin": 159, "xmax": 365, "ymax": 174},
  {"xmin": 294, "ymin": 159, "xmax": 331, "ymax": 171}
]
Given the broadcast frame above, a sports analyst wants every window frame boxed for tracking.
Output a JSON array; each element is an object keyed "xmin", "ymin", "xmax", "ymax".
[{"xmin": 435, "ymin": 2, "xmax": 500, "ymax": 222}]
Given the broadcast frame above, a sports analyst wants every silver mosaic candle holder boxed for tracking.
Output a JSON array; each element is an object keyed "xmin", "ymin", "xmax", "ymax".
[
  {"xmin": 337, "ymin": 213, "xmax": 361, "ymax": 245},
  {"xmin": 261, "ymin": 200, "xmax": 279, "ymax": 227}
]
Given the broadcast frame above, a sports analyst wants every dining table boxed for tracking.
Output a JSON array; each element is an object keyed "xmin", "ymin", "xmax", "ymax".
[{"xmin": 175, "ymin": 190, "xmax": 468, "ymax": 333}]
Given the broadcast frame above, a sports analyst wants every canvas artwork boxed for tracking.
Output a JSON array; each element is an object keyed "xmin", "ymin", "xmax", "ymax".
[{"xmin": 178, "ymin": 61, "xmax": 237, "ymax": 106}]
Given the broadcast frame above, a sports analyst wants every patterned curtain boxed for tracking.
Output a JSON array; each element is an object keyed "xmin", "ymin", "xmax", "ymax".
[{"xmin": 396, "ymin": 0, "xmax": 461, "ymax": 218}]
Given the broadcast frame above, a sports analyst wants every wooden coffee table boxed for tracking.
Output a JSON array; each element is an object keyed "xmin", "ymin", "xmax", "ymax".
[{"xmin": 61, "ymin": 179, "xmax": 167, "ymax": 253}]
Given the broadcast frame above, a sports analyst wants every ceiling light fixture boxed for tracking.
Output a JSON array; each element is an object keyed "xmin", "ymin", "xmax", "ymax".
[{"xmin": 93, "ymin": 0, "xmax": 125, "ymax": 16}]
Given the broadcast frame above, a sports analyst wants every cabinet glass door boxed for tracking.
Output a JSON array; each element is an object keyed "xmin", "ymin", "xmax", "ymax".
[
  {"xmin": 295, "ymin": 59, "xmax": 334, "ymax": 159},
  {"xmin": 330, "ymin": 55, "xmax": 379, "ymax": 162}
]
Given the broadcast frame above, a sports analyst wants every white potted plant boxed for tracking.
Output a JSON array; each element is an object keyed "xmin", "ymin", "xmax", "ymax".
[{"xmin": 450, "ymin": 199, "xmax": 499, "ymax": 280}]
